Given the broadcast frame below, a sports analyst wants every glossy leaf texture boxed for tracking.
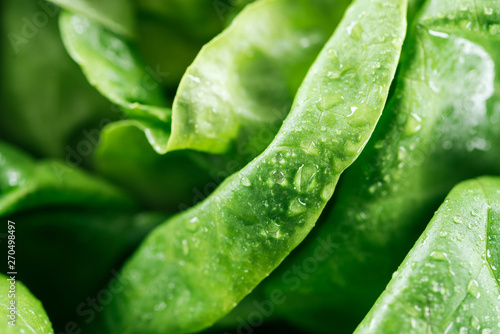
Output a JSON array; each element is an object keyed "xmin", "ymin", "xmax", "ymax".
[
  {"xmin": 59, "ymin": 12, "xmax": 170, "ymax": 124},
  {"xmin": 0, "ymin": 141, "xmax": 167, "ymax": 329},
  {"xmin": 167, "ymin": 0, "xmax": 352, "ymax": 155},
  {"xmin": 0, "ymin": 274, "xmax": 54, "ymax": 334},
  {"xmin": 93, "ymin": 0, "xmax": 351, "ymax": 210},
  {"xmin": 250, "ymin": 0, "xmax": 500, "ymax": 332},
  {"xmin": 47, "ymin": 0, "xmax": 136, "ymax": 38},
  {"xmin": 0, "ymin": 0, "xmax": 113, "ymax": 159},
  {"xmin": 355, "ymin": 177, "xmax": 500, "ymax": 333},
  {"xmin": 96, "ymin": 0, "xmax": 407, "ymax": 332}
]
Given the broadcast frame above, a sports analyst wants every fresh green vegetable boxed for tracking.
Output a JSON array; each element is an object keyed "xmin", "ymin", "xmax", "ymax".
[
  {"xmin": 0, "ymin": 0, "xmax": 112, "ymax": 159},
  {"xmin": 59, "ymin": 0, "xmax": 357, "ymax": 209},
  {"xmin": 0, "ymin": 141, "xmax": 133, "ymax": 215},
  {"xmin": 167, "ymin": 0, "xmax": 352, "ymax": 155},
  {"xmin": 55, "ymin": 5, "xmax": 229, "ymax": 208},
  {"xmin": 355, "ymin": 177, "xmax": 500, "ymax": 333},
  {"xmin": 0, "ymin": 140, "xmax": 167, "ymax": 327},
  {"xmin": 2, "ymin": 0, "xmax": 500, "ymax": 332},
  {"xmin": 96, "ymin": 0, "xmax": 407, "ymax": 332},
  {"xmin": 247, "ymin": 0, "xmax": 500, "ymax": 331},
  {"xmin": 0, "ymin": 274, "xmax": 54, "ymax": 334},
  {"xmin": 59, "ymin": 11, "xmax": 170, "ymax": 129}
]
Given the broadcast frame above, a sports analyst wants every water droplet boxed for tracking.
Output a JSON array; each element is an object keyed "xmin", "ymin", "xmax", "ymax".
[
  {"xmin": 327, "ymin": 70, "xmax": 341, "ymax": 79},
  {"xmin": 391, "ymin": 37, "xmax": 403, "ymax": 49},
  {"xmin": 347, "ymin": 22, "xmax": 363, "ymax": 40},
  {"xmin": 347, "ymin": 106, "xmax": 358, "ymax": 117},
  {"xmin": 241, "ymin": 177, "xmax": 252, "ymax": 187},
  {"xmin": 470, "ymin": 315, "xmax": 480, "ymax": 330},
  {"xmin": 288, "ymin": 197, "xmax": 307, "ymax": 216},
  {"xmin": 453, "ymin": 216, "xmax": 463, "ymax": 224},
  {"xmin": 272, "ymin": 170, "xmax": 286, "ymax": 186},
  {"xmin": 187, "ymin": 74, "xmax": 201, "ymax": 84},
  {"xmin": 186, "ymin": 217, "xmax": 199, "ymax": 231},
  {"xmin": 428, "ymin": 30, "xmax": 450, "ymax": 39},
  {"xmin": 405, "ymin": 113, "xmax": 423, "ymax": 135},
  {"xmin": 444, "ymin": 322, "xmax": 454, "ymax": 334},
  {"xmin": 273, "ymin": 152, "xmax": 285, "ymax": 164},
  {"xmin": 459, "ymin": 20, "xmax": 473, "ymax": 31},
  {"xmin": 440, "ymin": 231, "xmax": 448, "ymax": 237},
  {"xmin": 294, "ymin": 164, "xmax": 318, "ymax": 193},
  {"xmin": 321, "ymin": 183, "xmax": 335, "ymax": 201},
  {"xmin": 265, "ymin": 221, "xmax": 282, "ymax": 238},
  {"xmin": 467, "ymin": 279, "xmax": 480, "ymax": 298},
  {"xmin": 430, "ymin": 251, "xmax": 448, "ymax": 261},
  {"xmin": 316, "ymin": 93, "xmax": 343, "ymax": 110}
]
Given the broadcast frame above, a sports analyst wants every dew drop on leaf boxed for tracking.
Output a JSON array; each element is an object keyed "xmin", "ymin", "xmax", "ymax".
[
  {"xmin": 467, "ymin": 279, "xmax": 480, "ymax": 298},
  {"xmin": 240, "ymin": 177, "xmax": 252, "ymax": 187}
]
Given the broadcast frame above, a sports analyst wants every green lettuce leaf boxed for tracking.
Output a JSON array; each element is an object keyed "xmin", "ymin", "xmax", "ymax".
[
  {"xmin": 95, "ymin": 0, "xmax": 407, "ymax": 332},
  {"xmin": 167, "ymin": 0, "xmax": 352, "ymax": 155},
  {"xmin": 0, "ymin": 274, "xmax": 54, "ymax": 334},
  {"xmin": 59, "ymin": 12, "xmax": 170, "ymax": 123},
  {"xmin": 58, "ymin": 11, "xmax": 172, "ymax": 153},
  {"xmin": 0, "ymin": 141, "xmax": 134, "ymax": 215},
  {"xmin": 249, "ymin": 0, "xmax": 500, "ymax": 331},
  {"xmin": 355, "ymin": 177, "xmax": 500, "ymax": 333},
  {"xmin": 0, "ymin": 141, "xmax": 167, "ymax": 328},
  {"xmin": 0, "ymin": 0, "xmax": 113, "ymax": 159}
]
